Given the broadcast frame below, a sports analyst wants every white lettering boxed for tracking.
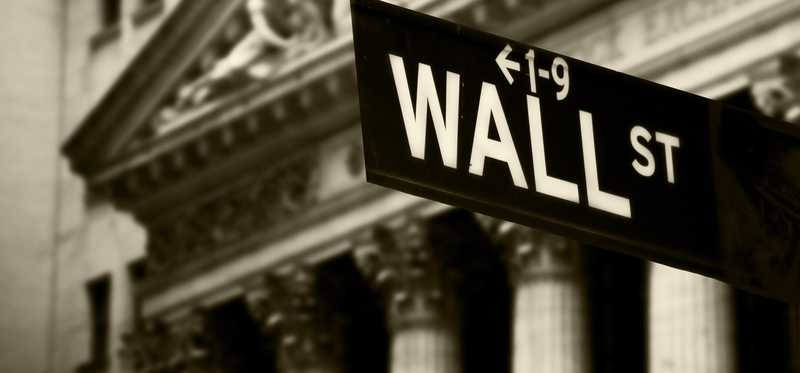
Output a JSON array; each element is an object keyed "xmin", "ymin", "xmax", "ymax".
[
  {"xmin": 525, "ymin": 49, "xmax": 537, "ymax": 94},
  {"xmin": 389, "ymin": 54, "xmax": 461, "ymax": 168},
  {"xmin": 469, "ymin": 82, "xmax": 528, "ymax": 189},
  {"xmin": 528, "ymin": 95, "xmax": 580, "ymax": 203},
  {"xmin": 630, "ymin": 125, "xmax": 655, "ymax": 178},
  {"xmin": 655, "ymin": 132, "xmax": 680, "ymax": 184},
  {"xmin": 580, "ymin": 111, "xmax": 632, "ymax": 218}
]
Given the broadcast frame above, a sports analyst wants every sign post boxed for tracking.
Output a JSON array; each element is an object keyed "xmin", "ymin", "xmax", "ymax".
[{"xmin": 351, "ymin": 0, "xmax": 800, "ymax": 301}]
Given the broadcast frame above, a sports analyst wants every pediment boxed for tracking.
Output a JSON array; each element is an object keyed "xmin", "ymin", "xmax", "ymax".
[
  {"xmin": 62, "ymin": 0, "xmax": 616, "ymax": 187},
  {"xmin": 63, "ymin": 0, "xmax": 249, "ymax": 179}
]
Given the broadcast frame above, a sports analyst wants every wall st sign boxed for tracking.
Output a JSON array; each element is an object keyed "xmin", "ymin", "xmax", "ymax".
[{"xmin": 351, "ymin": 0, "xmax": 800, "ymax": 301}]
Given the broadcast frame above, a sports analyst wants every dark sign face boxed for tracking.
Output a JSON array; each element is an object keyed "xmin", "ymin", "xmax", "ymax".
[{"xmin": 351, "ymin": 0, "xmax": 800, "ymax": 301}]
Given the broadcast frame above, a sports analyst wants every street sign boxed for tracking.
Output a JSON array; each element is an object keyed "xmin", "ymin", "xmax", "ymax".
[{"xmin": 350, "ymin": 0, "xmax": 800, "ymax": 301}]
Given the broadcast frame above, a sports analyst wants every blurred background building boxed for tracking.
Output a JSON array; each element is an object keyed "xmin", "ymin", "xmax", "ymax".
[{"xmin": 1, "ymin": 0, "xmax": 800, "ymax": 372}]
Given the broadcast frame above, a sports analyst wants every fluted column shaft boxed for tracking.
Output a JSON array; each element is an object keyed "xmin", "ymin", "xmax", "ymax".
[
  {"xmin": 355, "ymin": 219, "xmax": 460, "ymax": 373},
  {"xmin": 492, "ymin": 222, "xmax": 589, "ymax": 373},
  {"xmin": 648, "ymin": 264, "xmax": 735, "ymax": 373},
  {"xmin": 391, "ymin": 324, "xmax": 458, "ymax": 373},
  {"xmin": 514, "ymin": 274, "xmax": 587, "ymax": 373}
]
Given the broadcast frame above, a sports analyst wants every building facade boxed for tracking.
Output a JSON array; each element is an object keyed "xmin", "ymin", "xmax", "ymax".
[
  {"xmin": 0, "ymin": 1, "xmax": 62, "ymax": 372},
  {"xmin": 15, "ymin": 0, "xmax": 800, "ymax": 372}
]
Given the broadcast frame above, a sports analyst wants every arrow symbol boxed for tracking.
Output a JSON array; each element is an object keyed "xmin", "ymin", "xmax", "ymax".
[{"xmin": 496, "ymin": 44, "xmax": 520, "ymax": 85}]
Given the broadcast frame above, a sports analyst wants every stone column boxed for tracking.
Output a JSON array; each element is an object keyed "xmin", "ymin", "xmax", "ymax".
[
  {"xmin": 752, "ymin": 54, "xmax": 800, "ymax": 372},
  {"xmin": 354, "ymin": 218, "xmax": 460, "ymax": 373},
  {"xmin": 648, "ymin": 264, "xmax": 736, "ymax": 373},
  {"xmin": 484, "ymin": 219, "xmax": 589, "ymax": 373},
  {"xmin": 246, "ymin": 266, "xmax": 339, "ymax": 373}
]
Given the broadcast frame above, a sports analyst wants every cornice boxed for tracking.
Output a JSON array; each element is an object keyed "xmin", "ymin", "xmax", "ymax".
[
  {"xmin": 63, "ymin": 0, "xmax": 244, "ymax": 177},
  {"xmin": 108, "ymin": 56, "xmax": 360, "ymax": 220}
]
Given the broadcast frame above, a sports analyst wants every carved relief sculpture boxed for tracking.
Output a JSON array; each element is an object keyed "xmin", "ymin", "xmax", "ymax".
[
  {"xmin": 144, "ymin": 155, "xmax": 319, "ymax": 275},
  {"xmin": 177, "ymin": 0, "xmax": 334, "ymax": 108}
]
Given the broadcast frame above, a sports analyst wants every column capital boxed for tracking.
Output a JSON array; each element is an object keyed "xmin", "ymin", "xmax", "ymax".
[
  {"xmin": 120, "ymin": 309, "xmax": 216, "ymax": 373},
  {"xmin": 245, "ymin": 265, "xmax": 338, "ymax": 373},
  {"xmin": 120, "ymin": 318, "xmax": 170, "ymax": 373},
  {"xmin": 477, "ymin": 216, "xmax": 581, "ymax": 283},
  {"xmin": 169, "ymin": 309, "xmax": 216, "ymax": 373},
  {"xmin": 751, "ymin": 54, "xmax": 800, "ymax": 124},
  {"xmin": 353, "ymin": 218, "xmax": 453, "ymax": 331}
]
